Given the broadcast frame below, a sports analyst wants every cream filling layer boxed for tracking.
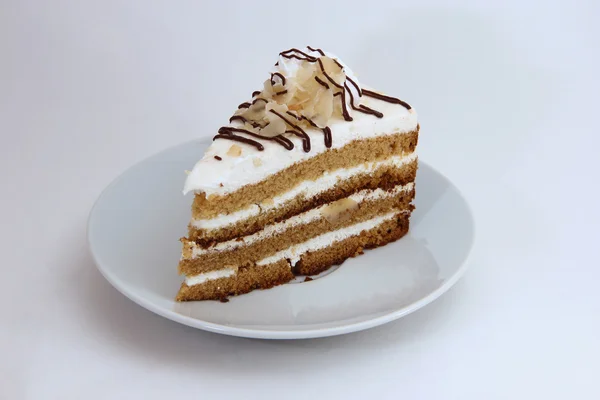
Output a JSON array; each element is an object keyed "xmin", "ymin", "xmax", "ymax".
[
  {"xmin": 186, "ymin": 183, "xmax": 413, "ymax": 258},
  {"xmin": 190, "ymin": 152, "xmax": 417, "ymax": 231},
  {"xmin": 184, "ymin": 211, "xmax": 400, "ymax": 287},
  {"xmin": 184, "ymin": 268, "xmax": 236, "ymax": 286}
]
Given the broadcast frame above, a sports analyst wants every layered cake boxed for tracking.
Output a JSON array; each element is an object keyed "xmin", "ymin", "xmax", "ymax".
[{"xmin": 177, "ymin": 47, "xmax": 418, "ymax": 301}]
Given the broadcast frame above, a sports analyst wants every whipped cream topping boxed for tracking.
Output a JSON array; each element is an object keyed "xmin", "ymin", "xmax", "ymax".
[{"xmin": 183, "ymin": 47, "xmax": 417, "ymax": 196}]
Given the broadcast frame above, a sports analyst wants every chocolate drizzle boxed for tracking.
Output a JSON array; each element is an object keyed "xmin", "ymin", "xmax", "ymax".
[
  {"xmin": 213, "ymin": 133, "xmax": 264, "ymax": 151},
  {"xmin": 270, "ymin": 72, "xmax": 286, "ymax": 86},
  {"xmin": 251, "ymin": 98, "xmax": 268, "ymax": 105},
  {"xmin": 214, "ymin": 155, "xmax": 222, "ymax": 161},
  {"xmin": 357, "ymin": 104, "xmax": 383, "ymax": 118},
  {"xmin": 346, "ymin": 76, "xmax": 362, "ymax": 96},
  {"xmin": 229, "ymin": 115, "xmax": 263, "ymax": 128},
  {"xmin": 286, "ymin": 111, "xmax": 331, "ymax": 148},
  {"xmin": 314, "ymin": 76, "xmax": 329, "ymax": 89},
  {"xmin": 339, "ymin": 89, "xmax": 352, "ymax": 121},
  {"xmin": 269, "ymin": 109, "xmax": 311, "ymax": 152},
  {"xmin": 322, "ymin": 126, "xmax": 332, "ymax": 148},
  {"xmin": 218, "ymin": 127, "xmax": 293, "ymax": 150},
  {"xmin": 280, "ymin": 48, "xmax": 318, "ymax": 62},
  {"xmin": 315, "ymin": 58, "xmax": 352, "ymax": 121},
  {"xmin": 214, "ymin": 47, "xmax": 411, "ymax": 153},
  {"xmin": 316, "ymin": 58, "xmax": 343, "ymax": 89},
  {"xmin": 307, "ymin": 46, "xmax": 325, "ymax": 56},
  {"xmin": 285, "ymin": 130, "xmax": 311, "ymax": 152},
  {"xmin": 345, "ymin": 83, "xmax": 383, "ymax": 118},
  {"xmin": 229, "ymin": 115, "xmax": 247, "ymax": 124},
  {"xmin": 362, "ymin": 89, "xmax": 412, "ymax": 110}
]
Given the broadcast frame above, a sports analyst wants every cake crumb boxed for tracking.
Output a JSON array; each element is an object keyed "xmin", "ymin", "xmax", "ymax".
[
  {"xmin": 304, "ymin": 276, "xmax": 313, "ymax": 282},
  {"xmin": 253, "ymin": 158, "xmax": 263, "ymax": 167},
  {"xmin": 227, "ymin": 145, "xmax": 242, "ymax": 157},
  {"xmin": 219, "ymin": 297, "xmax": 229, "ymax": 303}
]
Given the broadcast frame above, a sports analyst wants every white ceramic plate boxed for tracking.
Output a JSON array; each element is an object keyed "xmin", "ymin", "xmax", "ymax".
[{"xmin": 88, "ymin": 139, "xmax": 475, "ymax": 339}]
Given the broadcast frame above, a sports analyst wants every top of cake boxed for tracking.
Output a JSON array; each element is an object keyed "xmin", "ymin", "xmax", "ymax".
[{"xmin": 184, "ymin": 47, "xmax": 418, "ymax": 196}]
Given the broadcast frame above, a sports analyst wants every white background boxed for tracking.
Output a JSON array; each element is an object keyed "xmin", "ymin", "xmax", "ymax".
[{"xmin": 1, "ymin": 0, "xmax": 599, "ymax": 399}]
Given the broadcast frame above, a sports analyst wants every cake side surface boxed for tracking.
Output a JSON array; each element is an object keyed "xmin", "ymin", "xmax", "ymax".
[
  {"xmin": 188, "ymin": 151, "xmax": 417, "ymax": 244},
  {"xmin": 176, "ymin": 213, "xmax": 409, "ymax": 301},
  {"xmin": 180, "ymin": 182, "xmax": 415, "ymax": 276},
  {"xmin": 190, "ymin": 127, "xmax": 418, "ymax": 221},
  {"xmin": 175, "ymin": 260, "xmax": 294, "ymax": 302}
]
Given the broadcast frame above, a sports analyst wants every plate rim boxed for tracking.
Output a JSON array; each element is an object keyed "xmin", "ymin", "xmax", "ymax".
[{"xmin": 87, "ymin": 139, "xmax": 476, "ymax": 339}]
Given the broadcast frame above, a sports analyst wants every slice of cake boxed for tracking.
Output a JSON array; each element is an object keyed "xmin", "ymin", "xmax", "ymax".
[{"xmin": 177, "ymin": 47, "xmax": 418, "ymax": 301}]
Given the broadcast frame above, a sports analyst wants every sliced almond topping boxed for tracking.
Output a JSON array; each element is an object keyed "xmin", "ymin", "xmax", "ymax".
[
  {"xmin": 227, "ymin": 144, "xmax": 242, "ymax": 157},
  {"xmin": 321, "ymin": 198, "xmax": 359, "ymax": 223}
]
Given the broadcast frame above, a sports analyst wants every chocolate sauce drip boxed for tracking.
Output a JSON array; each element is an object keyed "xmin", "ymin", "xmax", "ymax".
[
  {"xmin": 270, "ymin": 109, "xmax": 311, "ymax": 152},
  {"xmin": 323, "ymin": 126, "xmax": 332, "ymax": 148},
  {"xmin": 307, "ymin": 46, "xmax": 325, "ymax": 56},
  {"xmin": 214, "ymin": 155, "xmax": 222, "ymax": 161},
  {"xmin": 270, "ymin": 72, "xmax": 286, "ymax": 86},
  {"xmin": 229, "ymin": 115, "xmax": 263, "ymax": 128},
  {"xmin": 346, "ymin": 76, "xmax": 362, "ymax": 96},
  {"xmin": 272, "ymin": 134, "xmax": 294, "ymax": 150},
  {"xmin": 345, "ymin": 83, "xmax": 358, "ymax": 108},
  {"xmin": 333, "ymin": 92, "xmax": 342, "ymax": 97},
  {"xmin": 314, "ymin": 76, "xmax": 329, "ymax": 89},
  {"xmin": 362, "ymin": 89, "xmax": 412, "ymax": 110},
  {"xmin": 281, "ymin": 53, "xmax": 313, "ymax": 62},
  {"xmin": 356, "ymin": 104, "xmax": 383, "ymax": 118},
  {"xmin": 229, "ymin": 115, "xmax": 246, "ymax": 124},
  {"xmin": 252, "ymin": 98, "xmax": 268, "ymax": 105},
  {"xmin": 252, "ymin": 90, "xmax": 261, "ymax": 97},
  {"xmin": 285, "ymin": 110, "xmax": 301, "ymax": 120},
  {"xmin": 287, "ymin": 111, "xmax": 332, "ymax": 148},
  {"xmin": 213, "ymin": 133, "xmax": 264, "ymax": 151},
  {"xmin": 316, "ymin": 58, "xmax": 343, "ymax": 89},
  {"xmin": 219, "ymin": 127, "xmax": 293, "ymax": 150},
  {"xmin": 285, "ymin": 130, "xmax": 311, "ymax": 152},
  {"xmin": 280, "ymin": 48, "xmax": 318, "ymax": 62},
  {"xmin": 314, "ymin": 58, "xmax": 352, "ymax": 121},
  {"xmin": 238, "ymin": 102, "xmax": 251, "ymax": 109},
  {"xmin": 275, "ymin": 90, "xmax": 288, "ymax": 95},
  {"xmin": 345, "ymin": 83, "xmax": 383, "ymax": 118},
  {"xmin": 339, "ymin": 89, "xmax": 352, "ymax": 121}
]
